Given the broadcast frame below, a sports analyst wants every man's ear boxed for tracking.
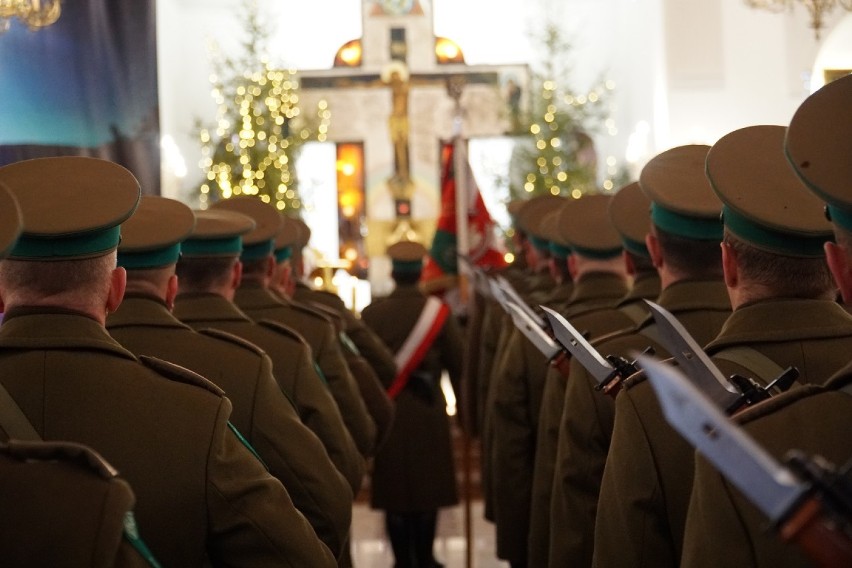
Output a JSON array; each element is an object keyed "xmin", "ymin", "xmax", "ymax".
[
  {"xmin": 646, "ymin": 232, "xmax": 663, "ymax": 269},
  {"xmin": 165, "ymin": 273, "xmax": 179, "ymax": 310},
  {"xmin": 825, "ymin": 241, "xmax": 852, "ymax": 304},
  {"xmin": 231, "ymin": 260, "xmax": 243, "ymax": 291},
  {"xmin": 567, "ymin": 254, "xmax": 578, "ymax": 280},
  {"xmin": 721, "ymin": 241, "xmax": 738, "ymax": 289},
  {"xmin": 622, "ymin": 250, "xmax": 636, "ymax": 277},
  {"xmin": 106, "ymin": 267, "xmax": 127, "ymax": 313},
  {"xmin": 265, "ymin": 256, "xmax": 276, "ymax": 279}
]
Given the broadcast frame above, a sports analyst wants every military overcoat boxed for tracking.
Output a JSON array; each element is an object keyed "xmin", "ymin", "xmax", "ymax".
[
  {"xmin": 361, "ymin": 285, "xmax": 464, "ymax": 512},
  {"xmin": 0, "ymin": 308, "xmax": 334, "ymax": 568},
  {"xmin": 549, "ymin": 280, "xmax": 731, "ymax": 568},
  {"xmin": 236, "ymin": 283, "xmax": 378, "ymax": 458},
  {"xmin": 682, "ymin": 363, "xmax": 852, "ymax": 568},
  {"xmin": 172, "ymin": 292, "xmax": 365, "ymax": 493},
  {"xmin": 594, "ymin": 297, "xmax": 852, "ymax": 568},
  {"xmin": 107, "ymin": 295, "xmax": 353, "ymax": 558}
]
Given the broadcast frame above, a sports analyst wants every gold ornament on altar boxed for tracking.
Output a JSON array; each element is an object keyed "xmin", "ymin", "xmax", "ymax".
[
  {"xmin": 0, "ymin": 0, "xmax": 61, "ymax": 32},
  {"xmin": 744, "ymin": 0, "xmax": 852, "ymax": 39}
]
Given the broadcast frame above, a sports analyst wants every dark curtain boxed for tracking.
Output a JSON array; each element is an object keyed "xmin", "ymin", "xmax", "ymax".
[{"xmin": 0, "ymin": 0, "xmax": 160, "ymax": 194}]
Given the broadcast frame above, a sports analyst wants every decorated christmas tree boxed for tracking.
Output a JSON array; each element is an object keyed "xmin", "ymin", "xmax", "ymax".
[
  {"xmin": 508, "ymin": 23, "xmax": 626, "ymax": 201},
  {"xmin": 195, "ymin": 0, "xmax": 330, "ymax": 212}
]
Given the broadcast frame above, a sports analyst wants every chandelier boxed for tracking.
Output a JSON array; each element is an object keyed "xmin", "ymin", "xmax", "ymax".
[
  {"xmin": 745, "ymin": 0, "xmax": 852, "ymax": 39},
  {"xmin": 0, "ymin": 0, "xmax": 61, "ymax": 33}
]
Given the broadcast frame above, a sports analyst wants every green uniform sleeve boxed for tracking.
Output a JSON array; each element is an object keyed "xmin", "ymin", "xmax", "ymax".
[{"xmin": 205, "ymin": 397, "xmax": 336, "ymax": 567}]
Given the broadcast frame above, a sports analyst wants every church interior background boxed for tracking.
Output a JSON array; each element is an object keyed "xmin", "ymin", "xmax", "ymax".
[
  {"xmin": 155, "ymin": 0, "xmax": 851, "ymax": 306},
  {"xmin": 1, "ymin": 1, "xmax": 852, "ymax": 565}
]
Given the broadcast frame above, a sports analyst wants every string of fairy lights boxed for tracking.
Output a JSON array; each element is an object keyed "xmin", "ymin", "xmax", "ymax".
[
  {"xmin": 522, "ymin": 75, "xmax": 622, "ymax": 200},
  {"xmin": 197, "ymin": 60, "xmax": 330, "ymax": 212}
]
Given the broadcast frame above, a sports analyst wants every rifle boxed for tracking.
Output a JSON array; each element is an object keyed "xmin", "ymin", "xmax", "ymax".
[{"xmin": 643, "ymin": 357, "xmax": 852, "ymax": 568}]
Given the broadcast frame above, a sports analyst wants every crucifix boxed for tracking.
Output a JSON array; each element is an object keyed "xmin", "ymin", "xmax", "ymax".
[{"xmin": 297, "ymin": 0, "xmax": 528, "ymax": 289}]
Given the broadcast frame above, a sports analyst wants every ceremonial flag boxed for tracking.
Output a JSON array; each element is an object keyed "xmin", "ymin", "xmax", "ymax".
[{"xmin": 420, "ymin": 141, "xmax": 506, "ymax": 293}]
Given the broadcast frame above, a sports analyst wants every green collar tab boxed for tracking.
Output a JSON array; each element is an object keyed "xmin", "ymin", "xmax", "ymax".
[
  {"xmin": 181, "ymin": 236, "xmax": 242, "ymax": 257},
  {"xmin": 118, "ymin": 244, "xmax": 181, "ymax": 270},
  {"xmin": 651, "ymin": 203, "xmax": 723, "ymax": 241},
  {"xmin": 723, "ymin": 205, "xmax": 830, "ymax": 258},
  {"xmin": 241, "ymin": 239, "xmax": 274, "ymax": 262},
  {"xmin": 11, "ymin": 226, "xmax": 121, "ymax": 260}
]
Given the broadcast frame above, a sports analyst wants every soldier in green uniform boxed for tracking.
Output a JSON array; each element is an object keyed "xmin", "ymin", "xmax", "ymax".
[
  {"xmin": 284, "ymin": 219, "xmax": 401, "ymax": 395},
  {"xmin": 273, "ymin": 217, "xmax": 397, "ymax": 449},
  {"xmin": 528, "ymin": 184, "xmax": 660, "ymax": 567},
  {"xmin": 361, "ymin": 241, "xmax": 463, "ymax": 568},
  {"xmin": 0, "ymin": 157, "xmax": 334, "ymax": 567},
  {"xmin": 597, "ymin": 125, "xmax": 852, "ymax": 568},
  {"xmin": 490, "ymin": 202, "xmax": 575, "ymax": 568},
  {"xmin": 480, "ymin": 195, "xmax": 564, "ymax": 523},
  {"xmin": 171, "ymin": 209, "xmax": 365, "ymax": 496},
  {"xmin": 549, "ymin": 146, "xmax": 732, "ymax": 568},
  {"xmin": 681, "ymin": 74, "xmax": 852, "ymax": 568},
  {"xmin": 212, "ymin": 197, "xmax": 379, "ymax": 459},
  {"xmin": 106, "ymin": 196, "xmax": 353, "ymax": 560}
]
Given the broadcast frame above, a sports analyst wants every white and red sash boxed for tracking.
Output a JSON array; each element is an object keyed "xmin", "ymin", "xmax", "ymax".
[{"xmin": 387, "ymin": 296, "xmax": 451, "ymax": 400}]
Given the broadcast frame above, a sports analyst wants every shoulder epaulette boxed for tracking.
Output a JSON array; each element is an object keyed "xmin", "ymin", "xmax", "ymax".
[
  {"xmin": 257, "ymin": 319, "xmax": 310, "ymax": 347},
  {"xmin": 197, "ymin": 327, "xmax": 266, "ymax": 357},
  {"xmin": 290, "ymin": 301, "xmax": 333, "ymax": 324},
  {"xmin": 734, "ymin": 383, "xmax": 824, "ymax": 425},
  {"xmin": 138, "ymin": 355, "xmax": 225, "ymax": 397}
]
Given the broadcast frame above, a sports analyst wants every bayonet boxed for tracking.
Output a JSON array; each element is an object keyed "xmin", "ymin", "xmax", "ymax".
[
  {"xmin": 644, "ymin": 300, "xmax": 797, "ymax": 413},
  {"xmin": 505, "ymin": 302, "xmax": 561, "ymax": 360},
  {"xmin": 642, "ymin": 356, "xmax": 852, "ymax": 567},
  {"xmin": 496, "ymin": 275, "xmax": 543, "ymax": 327},
  {"xmin": 540, "ymin": 305, "xmax": 644, "ymax": 396},
  {"xmin": 644, "ymin": 300, "xmax": 747, "ymax": 411}
]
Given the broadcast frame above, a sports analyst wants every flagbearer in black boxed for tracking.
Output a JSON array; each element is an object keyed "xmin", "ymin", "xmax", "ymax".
[{"xmin": 361, "ymin": 240, "xmax": 463, "ymax": 568}]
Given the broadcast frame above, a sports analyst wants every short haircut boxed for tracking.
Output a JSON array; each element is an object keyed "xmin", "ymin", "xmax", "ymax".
[
  {"xmin": 654, "ymin": 225, "xmax": 723, "ymax": 280},
  {"xmin": 392, "ymin": 270, "xmax": 422, "ymax": 286},
  {"xmin": 724, "ymin": 230, "xmax": 836, "ymax": 299},
  {"xmin": 0, "ymin": 254, "xmax": 115, "ymax": 305},
  {"xmin": 175, "ymin": 256, "xmax": 237, "ymax": 292},
  {"xmin": 124, "ymin": 265, "xmax": 173, "ymax": 295},
  {"xmin": 240, "ymin": 258, "xmax": 268, "ymax": 280},
  {"xmin": 626, "ymin": 251, "xmax": 656, "ymax": 278}
]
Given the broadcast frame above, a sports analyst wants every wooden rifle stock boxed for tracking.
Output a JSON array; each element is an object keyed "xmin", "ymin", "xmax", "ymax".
[{"xmin": 781, "ymin": 496, "xmax": 852, "ymax": 568}]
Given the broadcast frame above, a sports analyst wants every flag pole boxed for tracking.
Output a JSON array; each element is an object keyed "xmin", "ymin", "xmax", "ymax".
[{"xmin": 447, "ymin": 75, "xmax": 473, "ymax": 568}]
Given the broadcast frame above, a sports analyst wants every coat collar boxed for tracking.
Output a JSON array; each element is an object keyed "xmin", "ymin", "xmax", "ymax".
[
  {"xmin": 172, "ymin": 292, "xmax": 253, "ymax": 324},
  {"xmin": 656, "ymin": 279, "xmax": 730, "ymax": 313},
  {"xmin": 569, "ymin": 272, "xmax": 630, "ymax": 305},
  {"xmin": 234, "ymin": 283, "xmax": 287, "ymax": 310},
  {"xmin": 389, "ymin": 284, "xmax": 424, "ymax": 299},
  {"xmin": 618, "ymin": 272, "xmax": 662, "ymax": 306},
  {"xmin": 706, "ymin": 298, "xmax": 852, "ymax": 351},
  {"xmin": 0, "ymin": 307, "xmax": 137, "ymax": 360},
  {"xmin": 106, "ymin": 295, "xmax": 191, "ymax": 331}
]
